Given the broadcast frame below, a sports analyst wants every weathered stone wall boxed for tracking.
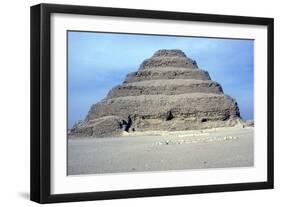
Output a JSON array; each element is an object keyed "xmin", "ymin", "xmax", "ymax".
[
  {"xmin": 123, "ymin": 68, "xmax": 211, "ymax": 83},
  {"xmin": 107, "ymin": 80, "xmax": 223, "ymax": 99}
]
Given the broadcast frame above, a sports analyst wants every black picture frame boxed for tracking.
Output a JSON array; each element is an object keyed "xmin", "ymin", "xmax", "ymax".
[{"xmin": 30, "ymin": 3, "xmax": 274, "ymax": 204}]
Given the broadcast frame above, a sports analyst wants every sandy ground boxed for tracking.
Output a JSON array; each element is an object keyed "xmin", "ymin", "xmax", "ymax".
[{"xmin": 67, "ymin": 127, "xmax": 254, "ymax": 175}]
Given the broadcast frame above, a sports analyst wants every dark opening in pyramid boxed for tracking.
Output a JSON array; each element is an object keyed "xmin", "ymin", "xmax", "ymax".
[{"xmin": 70, "ymin": 49, "xmax": 241, "ymax": 137}]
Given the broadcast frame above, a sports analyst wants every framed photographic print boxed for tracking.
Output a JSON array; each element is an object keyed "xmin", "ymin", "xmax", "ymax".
[{"xmin": 30, "ymin": 3, "xmax": 274, "ymax": 203}]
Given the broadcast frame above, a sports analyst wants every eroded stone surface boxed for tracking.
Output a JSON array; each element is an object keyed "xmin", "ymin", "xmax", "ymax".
[
  {"xmin": 123, "ymin": 68, "xmax": 211, "ymax": 83},
  {"xmin": 139, "ymin": 50, "xmax": 198, "ymax": 70}
]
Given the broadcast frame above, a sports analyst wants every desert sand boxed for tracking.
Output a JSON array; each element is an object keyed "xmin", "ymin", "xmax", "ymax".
[{"xmin": 67, "ymin": 127, "xmax": 254, "ymax": 175}]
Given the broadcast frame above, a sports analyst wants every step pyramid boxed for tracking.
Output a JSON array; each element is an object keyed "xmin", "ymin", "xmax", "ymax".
[{"xmin": 70, "ymin": 49, "xmax": 241, "ymax": 137}]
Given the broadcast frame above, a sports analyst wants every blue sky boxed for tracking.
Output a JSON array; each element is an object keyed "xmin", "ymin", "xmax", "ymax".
[{"xmin": 68, "ymin": 31, "xmax": 254, "ymax": 128}]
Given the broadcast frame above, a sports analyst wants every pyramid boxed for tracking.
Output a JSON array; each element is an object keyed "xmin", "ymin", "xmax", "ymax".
[{"xmin": 70, "ymin": 49, "xmax": 241, "ymax": 137}]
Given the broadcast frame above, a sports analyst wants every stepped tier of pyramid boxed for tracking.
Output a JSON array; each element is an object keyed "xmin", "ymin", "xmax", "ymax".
[{"xmin": 70, "ymin": 49, "xmax": 241, "ymax": 137}]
